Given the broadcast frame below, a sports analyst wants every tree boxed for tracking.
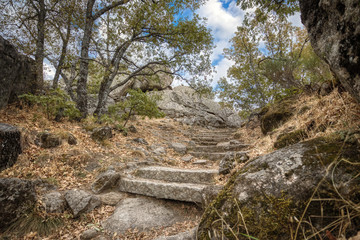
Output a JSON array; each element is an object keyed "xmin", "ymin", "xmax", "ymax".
[
  {"xmin": 218, "ymin": 13, "xmax": 331, "ymax": 117},
  {"xmin": 91, "ymin": 1, "xmax": 213, "ymax": 116}
]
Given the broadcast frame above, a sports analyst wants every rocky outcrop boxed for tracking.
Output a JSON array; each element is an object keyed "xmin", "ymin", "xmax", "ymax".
[
  {"xmin": 197, "ymin": 137, "xmax": 360, "ymax": 239},
  {"xmin": 154, "ymin": 86, "xmax": 242, "ymax": 128},
  {"xmin": 299, "ymin": 0, "xmax": 360, "ymax": 103},
  {"xmin": 103, "ymin": 197, "xmax": 195, "ymax": 234},
  {"xmin": 0, "ymin": 178, "xmax": 37, "ymax": 230},
  {"xmin": 0, "ymin": 123, "xmax": 22, "ymax": 171},
  {"xmin": 0, "ymin": 36, "xmax": 37, "ymax": 109},
  {"xmin": 110, "ymin": 66, "xmax": 173, "ymax": 101}
]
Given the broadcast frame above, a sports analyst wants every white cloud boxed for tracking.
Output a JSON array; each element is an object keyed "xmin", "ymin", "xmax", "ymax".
[
  {"xmin": 196, "ymin": 0, "xmax": 244, "ymax": 88},
  {"xmin": 288, "ymin": 12, "xmax": 303, "ymax": 28}
]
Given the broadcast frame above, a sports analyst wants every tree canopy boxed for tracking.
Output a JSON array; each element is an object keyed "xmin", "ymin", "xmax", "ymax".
[{"xmin": 0, "ymin": 0, "xmax": 214, "ymax": 117}]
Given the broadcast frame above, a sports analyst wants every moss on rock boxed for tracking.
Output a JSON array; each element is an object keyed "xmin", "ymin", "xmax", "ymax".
[
  {"xmin": 274, "ymin": 129, "xmax": 308, "ymax": 149},
  {"xmin": 260, "ymin": 98, "xmax": 296, "ymax": 135},
  {"xmin": 197, "ymin": 137, "xmax": 360, "ymax": 239}
]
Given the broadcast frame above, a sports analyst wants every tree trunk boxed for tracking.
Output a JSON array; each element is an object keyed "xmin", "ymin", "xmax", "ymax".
[
  {"xmin": 52, "ymin": 16, "xmax": 71, "ymax": 89},
  {"xmin": 94, "ymin": 74, "xmax": 112, "ymax": 116},
  {"xmin": 34, "ymin": 0, "xmax": 46, "ymax": 90},
  {"xmin": 76, "ymin": 0, "xmax": 95, "ymax": 118}
]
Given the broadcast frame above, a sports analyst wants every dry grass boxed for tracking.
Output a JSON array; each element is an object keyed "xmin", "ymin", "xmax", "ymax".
[{"xmin": 236, "ymin": 90, "xmax": 360, "ymax": 159}]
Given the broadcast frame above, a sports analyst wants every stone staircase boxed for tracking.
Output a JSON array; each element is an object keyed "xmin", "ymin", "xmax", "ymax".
[
  {"xmin": 117, "ymin": 129, "xmax": 249, "ymax": 204},
  {"xmin": 188, "ymin": 129, "xmax": 250, "ymax": 161},
  {"xmin": 118, "ymin": 166, "xmax": 220, "ymax": 203}
]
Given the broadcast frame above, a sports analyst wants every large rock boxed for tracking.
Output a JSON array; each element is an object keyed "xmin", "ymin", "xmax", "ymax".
[
  {"xmin": 91, "ymin": 170, "xmax": 121, "ymax": 194},
  {"xmin": 154, "ymin": 86, "xmax": 242, "ymax": 128},
  {"xmin": 0, "ymin": 123, "xmax": 22, "ymax": 171},
  {"xmin": 64, "ymin": 189, "xmax": 101, "ymax": 218},
  {"xmin": 0, "ymin": 36, "xmax": 38, "ymax": 109},
  {"xmin": 110, "ymin": 65, "xmax": 173, "ymax": 101},
  {"xmin": 299, "ymin": 0, "xmax": 360, "ymax": 103},
  {"xmin": 35, "ymin": 132, "xmax": 62, "ymax": 148},
  {"xmin": 198, "ymin": 137, "xmax": 360, "ymax": 239},
  {"xmin": 0, "ymin": 178, "xmax": 36, "ymax": 230},
  {"xmin": 102, "ymin": 197, "xmax": 192, "ymax": 234}
]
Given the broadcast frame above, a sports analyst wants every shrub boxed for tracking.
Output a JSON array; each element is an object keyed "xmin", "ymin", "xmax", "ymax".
[{"xmin": 20, "ymin": 89, "xmax": 81, "ymax": 121}]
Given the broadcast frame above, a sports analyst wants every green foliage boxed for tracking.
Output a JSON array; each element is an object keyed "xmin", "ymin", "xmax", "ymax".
[
  {"xmin": 106, "ymin": 89, "xmax": 165, "ymax": 127},
  {"xmin": 237, "ymin": 0, "xmax": 299, "ymax": 19},
  {"xmin": 218, "ymin": 13, "xmax": 333, "ymax": 117},
  {"xmin": 20, "ymin": 89, "xmax": 81, "ymax": 121}
]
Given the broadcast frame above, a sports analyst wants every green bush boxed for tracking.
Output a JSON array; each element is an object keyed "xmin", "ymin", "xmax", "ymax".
[
  {"xmin": 107, "ymin": 89, "xmax": 165, "ymax": 127},
  {"xmin": 20, "ymin": 89, "xmax": 81, "ymax": 121}
]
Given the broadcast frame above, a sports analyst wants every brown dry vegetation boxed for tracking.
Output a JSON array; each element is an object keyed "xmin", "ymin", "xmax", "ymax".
[{"xmin": 236, "ymin": 89, "xmax": 360, "ymax": 159}]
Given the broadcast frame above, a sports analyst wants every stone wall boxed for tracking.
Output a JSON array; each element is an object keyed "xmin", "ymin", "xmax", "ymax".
[{"xmin": 0, "ymin": 36, "xmax": 37, "ymax": 109}]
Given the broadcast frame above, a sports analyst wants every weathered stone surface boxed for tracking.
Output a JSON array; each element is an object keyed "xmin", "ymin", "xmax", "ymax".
[
  {"xmin": 97, "ymin": 192, "xmax": 126, "ymax": 206},
  {"xmin": 189, "ymin": 151, "xmax": 248, "ymax": 161},
  {"xmin": 154, "ymin": 86, "xmax": 242, "ymax": 128},
  {"xmin": 198, "ymin": 137, "xmax": 360, "ymax": 239},
  {"xmin": 0, "ymin": 178, "xmax": 36, "ymax": 230},
  {"xmin": 42, "ymin": 191, "xmax": 66, "ymax": 213},
  {"xmin": 181, "ymin": 155, "xmax": 193, "ymax": 162},
  {"xmin": 64, "ymin": 189, "xmax": 101, "ymax": 217},
  {"xmin": 0, "ymin": 36, "xmax": 37, "ymax": 109},
  {"xmin": 300, "ymin": 0, "xmax": 360, "ymax": 103},
  {"xmin": 170, "ymin": 142, "xmax": 187, "ymax": 154},
  {"xmin": 0, "ymin": 123, "xmax": 22, "ymax": 171},
  {"xmin": 118, "ymin": 177, "xmax": 207, "ymax": 203},
  {"xmin": 35, "ymin": 132, "xmax": 62, "ymax": 148},
  {"xmin": 192, "ymin": 143, "xmax": 249, "ymax": 153},
  {"xmin": 154, "ymin": 227, "xmax": 197, "ymax": 240},
  {"xmin": 103, "ymin": 197, "xmax": 190, "ymax": 234},
  {"xmin": 132, "ymin": 138, "xmax": 148, "ymax": 145},
  {"xmin": 91, "ymin": 127, "xmax": 113, "ymax": 142},
  {"xmin": 80, "ymin": 228, "xmax": 101, "ymax": 240},
  {"xmin": 135, "ymin": 166, "xmax": 217, "ymax": 184},
  {"xmin": 91, "ymin": 170, "xmax": 121, "ymax": 194}
]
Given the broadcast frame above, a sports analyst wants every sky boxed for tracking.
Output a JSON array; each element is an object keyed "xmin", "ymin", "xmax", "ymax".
[{"xmin": 189, "ymin": 0, "xmax": 303, "ymax": 89}]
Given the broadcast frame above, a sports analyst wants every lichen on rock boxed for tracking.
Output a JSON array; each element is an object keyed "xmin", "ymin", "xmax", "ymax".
[{"xmin": 197, "ymin": 137, "xmax": 360, "ymax": 239}]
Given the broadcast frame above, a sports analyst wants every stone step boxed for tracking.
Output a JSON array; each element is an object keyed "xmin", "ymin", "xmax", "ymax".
[
  {"xmin": 189, "ymin": 151, "xmax": 248, "ymax": 161},
  {"xmin": 191, "ymin": 133, "xmax": 233, "ymax": 138},
  {"xmin": 135, "ymin": 166, "xmax": 218, "ymax": 184},
  {"xmin": 190, "ymin": 144, "xmax": 249, "ymax": 153},
  {"xmin": 191, "ymin": 136, "xmax": 232, "ymax": 142},
  {"xmin": 118, "ymin": 177, "xmax": 208, "ymax": 203}
]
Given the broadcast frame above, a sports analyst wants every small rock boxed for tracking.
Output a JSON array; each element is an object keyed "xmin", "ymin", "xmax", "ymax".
[
  {"xmin": 133, "ymin": 138, "xmax": 148, "ymax": 145},
  {"xmin": 219, "ymin": 154, "xmax": 235, "ymax": 175},
  {"xmin": 91, "ymin": 170, "xmax": 121, "ymax": 194},
  {"xmin": 193, "ymin": 160, "xmax": 207, "ymax": 165},
  {"xmin": 97, "ymin": 192, "xmax": 126, "ymax": 206},
  {"xmin": 80, "ymin": 228, "xmax": 101, "ymax": 240},
  {"xmin": 64, "ymin": 189, "xmax": 101, "ymax": 217},
  {"xmin": 152, "ymin": 146, "xmax": 166, "ymax": 155},
  {"xmin": 36, "ymin": 132, "xmax": 62, "ymax": 148},
  {"xmin": 128, "ymin": 125, "xmax": 137, "ymax": 133},
  {"xmin": 181, "ymin": 155, "xmax": 193, "ymax": 162},
  {"xmin": 216, "ymin": 142, "xmax": 230, "ymax": 147},
  {"xmin": 0, "ymin": 123, "xmax": 22, "ymax": 171},
  {"xmin": 42, "ymin": 191, "xmax": 66, "ymax": 213},
  {"xmin": 230, "ymin": 139, "xmax": 241, "ymax": 145},
  {"xmin": 67, "ymin": 133, "xmax": 77, "ymax": 145},
  {"xmin": 170, "ymin": 142, "xmax": 187, "ymax": 154},
  {"xmin": 91, "ymin": 127, "xmax": 113, "ymax": 142}
]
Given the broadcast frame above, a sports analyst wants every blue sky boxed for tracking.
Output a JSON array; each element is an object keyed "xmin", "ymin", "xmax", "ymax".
[{"xmin": 183, "ymin": 0, "xmax": 303, "ymax": 89}]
